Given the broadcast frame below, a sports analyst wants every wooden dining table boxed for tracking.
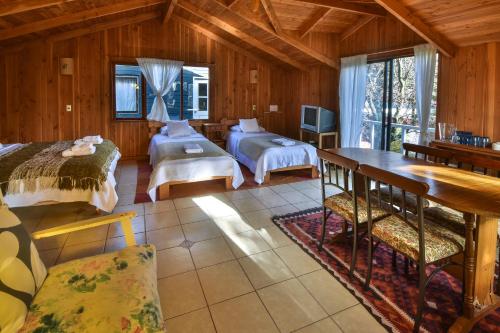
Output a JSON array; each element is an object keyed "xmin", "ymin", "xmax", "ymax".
[{"xmin": 324, "ymin": 148, "xmax": 500, "ymax": 333}]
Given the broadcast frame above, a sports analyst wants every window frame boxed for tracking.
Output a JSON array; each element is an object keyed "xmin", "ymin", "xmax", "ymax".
[{"xmin": 111, "ymin": 58, "xmax": 214, "ymax": 122}]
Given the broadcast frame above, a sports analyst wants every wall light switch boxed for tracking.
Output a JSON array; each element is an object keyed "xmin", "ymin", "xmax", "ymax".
[
  {"xmin": 66, "ymin": 105, "xmax": 72, "ymax": 112},
  {"xmin": 252, "ymin": 105, "xmax": 257, "ymax": 112}
]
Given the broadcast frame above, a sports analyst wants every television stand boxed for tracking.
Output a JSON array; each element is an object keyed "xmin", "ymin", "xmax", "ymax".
[{"xmin": 299, "ymin": 128, "xmax": 338, "ymax": 149}]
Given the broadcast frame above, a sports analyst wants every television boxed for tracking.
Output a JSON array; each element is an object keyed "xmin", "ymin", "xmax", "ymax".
[{"xmin": 300, "ymin": 105, "xmax": 336, "ymax": 133}]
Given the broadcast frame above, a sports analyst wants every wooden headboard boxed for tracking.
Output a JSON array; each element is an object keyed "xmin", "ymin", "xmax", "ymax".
[{"xmin": 148, "ymin": 120, "xmax": 204, "ymax": 139}]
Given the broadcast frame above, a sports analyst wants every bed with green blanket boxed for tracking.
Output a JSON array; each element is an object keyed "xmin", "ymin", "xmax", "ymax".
[{"xmin": 0, "ymin": 140, "xmax": 121, "ymax": 212}]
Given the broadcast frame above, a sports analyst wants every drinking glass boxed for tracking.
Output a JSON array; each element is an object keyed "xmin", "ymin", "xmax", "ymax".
[{"xmin": 438, "ymin": 123, "xmax": 447, "ymax": 141}]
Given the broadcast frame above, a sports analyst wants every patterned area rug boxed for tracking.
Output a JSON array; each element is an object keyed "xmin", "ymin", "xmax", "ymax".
[
  {"xmin": 134, "ymin": 160, "xmax": 314, "ymax": 203},
  {"xmin": 272, "ymin": 208, "xmax": 500, "ymax": 333}
]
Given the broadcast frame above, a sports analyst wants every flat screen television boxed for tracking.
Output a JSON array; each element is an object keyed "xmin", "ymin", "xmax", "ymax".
[{"xmin": 300, "ymin": 105, "xmax": 336, "ymax": 133}]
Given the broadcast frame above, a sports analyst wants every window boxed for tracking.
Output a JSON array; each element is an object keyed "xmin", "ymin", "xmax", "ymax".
[
  {"xmin": 360, "ymin": 54, "xmax": 439, "ymax": 152},
  {"xmin": 113, "ymin": 62, "xmax": 210, "ymax": 120}
]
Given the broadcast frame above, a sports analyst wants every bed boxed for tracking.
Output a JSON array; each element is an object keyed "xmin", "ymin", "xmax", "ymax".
[
  {"xmin": 0, "ymin": 140, "xmax": 120, "ymax": 212},
  {"xmin": 147, "ymin": 121, "xmax": 244, "ymax": 201},
  {"xmin": 225, "ymin": 122, "xmax": 319, "ymax": 184}
]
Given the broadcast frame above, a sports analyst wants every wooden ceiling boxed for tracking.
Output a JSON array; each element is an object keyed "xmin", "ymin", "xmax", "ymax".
[{"xmin": 0, "ymin": 0, "xmax": 499, "ymax": 69}]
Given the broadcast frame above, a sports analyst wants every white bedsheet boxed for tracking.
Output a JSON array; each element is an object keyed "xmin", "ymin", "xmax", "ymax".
[
  {"xmin": 226, "ymin": 131, "xmax": 319, "ymax": 184},
  {"xmin": 3, "ymin": 151, "xmax": 121, "ymax": 212},
  {"xmin": 147, "ymin": 133, "xmax": 244, "ymax": 201}
]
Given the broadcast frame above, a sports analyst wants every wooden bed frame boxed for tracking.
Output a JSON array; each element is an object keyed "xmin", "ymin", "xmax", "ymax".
[
  {"xmin": 223, "ymin": 118, "xmax": 319, "ymax": 184},
  {"xmin": 148, "ymin": 120, "xmax": 233, "ymax": 200}
]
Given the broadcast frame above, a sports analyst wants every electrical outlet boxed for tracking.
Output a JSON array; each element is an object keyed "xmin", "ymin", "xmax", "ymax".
[
  {"xmin": 66, "ymin": 105, "xmax": 72, "ymax": 112},
  {"xmin": 252, "ymin": 105, "xmax": 256, "ymax": 112}
]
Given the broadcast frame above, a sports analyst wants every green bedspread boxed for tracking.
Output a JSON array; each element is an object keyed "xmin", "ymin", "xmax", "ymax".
[
  {"xmin": 156, "ymin": 140, "xmax": 229, "ymax": 162},
  {"xmin": 238, "ymin": 134, "xmax": 305, "ymax": 161},
  {"xmin": 0, "ymin": 140, "xmax": 119, "ymax": 194}
]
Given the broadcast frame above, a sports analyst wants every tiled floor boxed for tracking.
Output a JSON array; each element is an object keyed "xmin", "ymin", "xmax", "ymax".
[{"xmin": 14, "ymin": 161, "xmax": 387, "ymax": 333}]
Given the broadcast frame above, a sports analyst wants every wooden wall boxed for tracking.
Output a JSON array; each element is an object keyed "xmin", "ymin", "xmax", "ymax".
[
  {"xmin": 0, "ymin": 17, "xmax": 338, "ymax": 159},
  {"xmin": 341, "ymin": 15, "xmax": 500, "ymax": 142}
]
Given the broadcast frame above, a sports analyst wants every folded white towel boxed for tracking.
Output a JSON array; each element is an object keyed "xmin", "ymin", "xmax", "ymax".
[
  {"xmin": 71, "ymin": 142, "xmax": 94, "ymax": 151},
  {"xmin": 62, "ymin": 146, "xmax": 96, "ymax": 157},
  {"xmin": 272, "ymin": 138, "xmax": 295, "ymax": 146},
  {"xmin": 184, "ymin": 143, "xmax": 203, "ymax": 154},
  {"xmin": 75, "ymin": 135, "xmax": 103, "ymax": 145},
  {"xmin": 0, "ymin": 143, "xmax": 3, "ymax": 149}
]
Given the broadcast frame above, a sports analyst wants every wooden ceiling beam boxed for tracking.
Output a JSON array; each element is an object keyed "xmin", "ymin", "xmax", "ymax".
[
  {"xmin": 226, "ymin": 0, "xmax": 242, "ymax": 8},
  {"xmin": 162, "ymin": 0, "xmax": 177, "ymax": 24},
  {"xmin": 298, "ymin": 7, "xmax": 331, "ymax": 38},
  {"xmin": 178, "ymin": 2, "xmax": 308, "ymax": 71},
  {"xmin": 340, "ymin": 15, "xmax": 374, "ymax": 41},
  {"xmin": 374, "ymin": 0, "xmax": 456, "ymax": 57},
  {"xmin": 212, "ymin": 0, "xmax": 338, "ymax": 69},
  {"xmin": 260, "ymin": 0, "xmax": 282, "ymax": 34},
  {"xmin": 0, "ymin": 0, "xmax": 75, "ymax": 17},
  {"xmin": 294, "ymin": 0, "xmax": 386, "ymax": 17},
  {"xmin": 0, "ymin": 0, "xmax": 165, "ymax": 41}
]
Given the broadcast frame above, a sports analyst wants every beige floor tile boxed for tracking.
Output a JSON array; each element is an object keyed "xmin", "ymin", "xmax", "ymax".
[
  {"xmin": 211, "ymin": 214, "xmax": 253, "ymax": 235},
  {"xmin": 224, "ymin": 230, "xmax": 271, "ymax": 258},
  {"xmin": 243, "ymin": 209, "xmax": 274, "ymax": 229},
  {"xmin": 65, "ymin": 224, "xmax": 109, "ymax": 246},
  {"xmin": 300, "ymin": 189, "xmax": 323, "ymax": 202},
  {"xmin": 269, "ymin": 204, "xmax": 298, "ymax": 216},
  {"xmin": 257, "ymin": 225, "xmax": 293, "ymax": 249},
  {"xmin": 295, "ymin": 318, "xmax": 342, "ymax": 333},
  {"xmin": 108, "ymin": 215, "xmax": 145, "ymax": 238},
  {"xmin": 145, "ymin": 200, "xmax": 175, "ymax": 214},
  {"xmin": 293, "ymin": 200, "xmax": 321, "ymax": 211},
  {"xmin": 173, "ymin": 196, "xmax": 198, "ymax": 210},
  {"xmin": 157, "ymin": 271, "xmax": 206, "ymax": 319},
  {"xmin": 299, "ymin": 270, "xmax": 358, "ymax": 315},
  {"xmin": 57, "ymin": 240, "xmax": 105, "ymax": 263},
  {"xmin": 331, "ymin": 304, "xmax": 386, "ymax": 333},
  {"xmin": 224, "ymin": 189, "xmax": 253, "ymax": 201},
  {"xmin": 269, "ymin": 184, "xmax": 295, "ymax": 194},
  {"xmin": 198, "ymin": 260, "xmax": 254, "ymax": 305},
  {"xmin": 118, "ymin": 172, "xmax": 138, "ymax": 186},
  {"xmin": 190, "ymin": 237, "xmax": 235, "ymax": 268},
  {"xmin": 232, "ymin": 197, "xmax": 266, "ymax": 213},
  {"xmin": 210, "ymin": 292, "xmax": 278, "ymax": 333},
  {"xmin": 257, "ymin": 194, "xmax": 289, "ymax": 209},
  {"xmin": 116, "ymin": 183, "xmax": 137, "ymax": 196},
  {"xmin": 156, "ymin": 246, "xmax": 195, "ymax": 278},
  {"xmin": 112, "ymin": 203, "xmax": 145, "ymax": 216},
  {"xmin": 257, "ymin": 279, "xmax": 328, "ymax": 332},
  {"xmin": 104, "ymin": 233, "xmax": 146, "ymax": 253},
  {"xmin": 280, "ymin": 191, "xmax": 311, "ymax": 204},
  {"xmin": 182, "ymin": 220, "xmax": 222, "ymax": 243},
  {"xmin": 145, "ymin": 210, "xmax": 180, "ymax": 231},
  {"xmin": 165, "ymin": 307, "xmax": 215, "ymax": 333},
  {"xmin": 274, "ymin": 244, "xmax": 321, "ymax": 276},
  {"xmin": 146, "ymin": 226, "xmax": 185, "ymax": 250},
  {"xmin": 239, "ymin": 250, "xmax": 294, "ymax": 289},
  {"xmin": 248, "ymin": 187, "xmax": 275, "ymax": 197},
  {"xmin": 177, "ymin": 206, "xmax": 210, "ymax": 224},
  {"xmin": 116, "ymin": 194, "xmax": 136, "ymax": 206},
  {"xmin": 39, "ymin": 248, "xmax": 61, "ymax": 267},
  {"xmin": 289, "ymin": 181, "xmax": 316, "ymax": 191}
]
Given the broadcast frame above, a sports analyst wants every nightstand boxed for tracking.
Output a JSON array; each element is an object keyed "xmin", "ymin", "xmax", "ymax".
[
  {"xmin": 203, "ymin": 123, "xmax": 227, "ymax": 149},
  {"xmin": 299, "ymin": 128, "xmax": 338, "ymax": 149}
]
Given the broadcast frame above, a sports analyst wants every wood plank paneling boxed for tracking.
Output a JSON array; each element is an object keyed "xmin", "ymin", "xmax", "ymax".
[{"xmin": 0, "ymin": 17, "xmax": 339, "ymax": 158}]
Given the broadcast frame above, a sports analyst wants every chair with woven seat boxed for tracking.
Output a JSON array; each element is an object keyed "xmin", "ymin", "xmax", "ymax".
[
  {"xmin": 317, "ymin": 149, "xmax": 389, "ymax": 277},
  {"xmin": 360, "ymin": 164, "xmax": 465, "ymax": 332}
]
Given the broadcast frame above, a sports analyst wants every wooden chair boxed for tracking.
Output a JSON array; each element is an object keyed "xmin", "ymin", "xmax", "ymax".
[
  {"xmin": 359, "ymin": 164, "xmax": 465, "ymax": 332},
  {"xmin": 317, "ymin": 149, "xmax": 389, "ymax": 276},
  {"xmin": 403, "ymin": 143, "xmax": 455, "ymax": 164}
]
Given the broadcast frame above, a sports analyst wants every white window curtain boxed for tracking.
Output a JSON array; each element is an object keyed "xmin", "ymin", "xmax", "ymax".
[
  {"xmin": 339, "ymin": 54, "xmax": 368, "ymax": 147},
  {"xmin": 414, "ymin": 44, "xmax": 437, "ymax": 145},
  {"xmin": 116, "ymin": 77, "xmax": 137, "ymax": 112},
  {"xmin": 137, "ymin": 58, "xmax": 183, "ymax": 122}
]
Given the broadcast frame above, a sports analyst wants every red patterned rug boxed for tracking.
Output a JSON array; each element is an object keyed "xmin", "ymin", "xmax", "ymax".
[
  {"xmin": 134, "ymin": 160, "xmax": 314, "ymax": 203},
  {"xmin": 272, "ymin": 208, "xmax": 500, "ymax": 333}
]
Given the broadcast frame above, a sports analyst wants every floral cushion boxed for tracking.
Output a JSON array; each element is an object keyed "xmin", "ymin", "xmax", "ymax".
[
  {"xmin": 424, "ymin": 206, "xmax": 466, "ymax": 236},
  {"xmin": 324, "ymin": 192, "xmax": 390, "ymax": 224},
  {"xmin": 372, "ymin": 215, "xmax": 465, "ymax": 264},
  {"xmin": 19, "ymin": 244, "xmax": 165, "ymax": 333},
  {"xmin": 370, "ymin": 186, "xmax": 430, "ymax": 214}
]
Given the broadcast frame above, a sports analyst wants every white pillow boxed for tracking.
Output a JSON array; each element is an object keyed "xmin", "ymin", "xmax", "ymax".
[
  {"xmin": 164, "ymin": 120, "xmax": 195, "ymax": 138},
  {"xmin": 160, "ymin": 125, "xmax": 196, "ymax": 136},
  {"xmin": 239, "ymin": 119, "xmax": 260, "ymax": 133},
  {"xmin": 231, "ymin": 124, "xmax": 265, "ymax": 132}
]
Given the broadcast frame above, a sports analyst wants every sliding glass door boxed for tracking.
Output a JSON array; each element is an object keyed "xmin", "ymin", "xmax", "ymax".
[{"xmin": 360, "ymin": 55, "xmax": 438, "ymax": 152}]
